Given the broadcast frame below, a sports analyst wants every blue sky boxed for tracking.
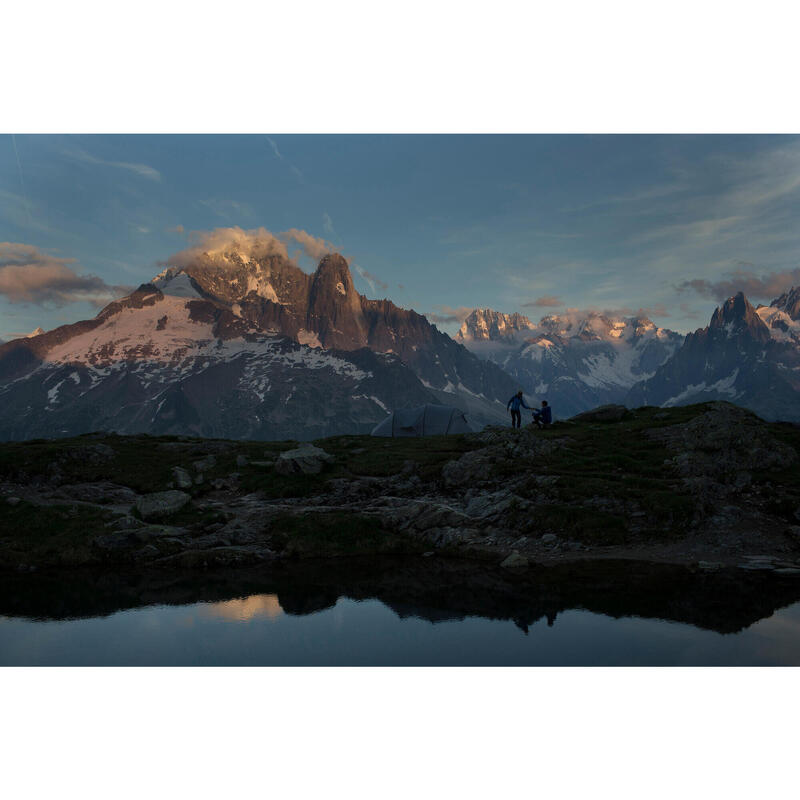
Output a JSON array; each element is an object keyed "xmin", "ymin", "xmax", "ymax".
[{"xmin": 2, "ymin": 134, "xmax": 800, "ymax": 340}]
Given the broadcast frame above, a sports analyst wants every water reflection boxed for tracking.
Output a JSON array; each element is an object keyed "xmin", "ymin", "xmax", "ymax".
[
  {"xmin": 1, "ymin": 558, "xmax": 800, "ymax": 665},
  {"xmin": 203, "ymin": 594, "xmax": 284, "ymax": 622}
]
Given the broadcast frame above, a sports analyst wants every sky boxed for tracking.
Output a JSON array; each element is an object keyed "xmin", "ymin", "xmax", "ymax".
[{"xmin": 2, "ymin": 133, "xmax": 800, "ymax": 341}]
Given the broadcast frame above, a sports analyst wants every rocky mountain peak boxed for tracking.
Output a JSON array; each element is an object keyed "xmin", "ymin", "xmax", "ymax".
[
  {"xmin": 307, "ymin": 253, "xmax": 367, "ymax": 349},
  {"xmin": 312, "ymin": 253, "xmax": 355, "ymax": 296},
  {"xmin": 770, "ymin": 286, "xmax": 800, "ymax": 321},
  {"xmin": 709, "ymin": 292, "xmax": 771, "ymax": 343},
  {"xmin": 456, "ymin": 308, "xmax": 535, "ymax": 342}
]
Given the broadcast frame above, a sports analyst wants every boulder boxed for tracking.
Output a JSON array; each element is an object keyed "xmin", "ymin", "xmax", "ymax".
[
  {"xmin": 49, "ymin": 482, "xmax": 137, "ymax": 505},
  {"xmin": 135, "ymin": 490, "xmax": 191, "ymax": 520},
  {"xmin": 570, "ymin": 404, "xmax": 629, "ymax": 423},
  {"xmin": 172, "ymin": 467, "xmax": 193, "ymax": 489},
  {"xmin": 541, "ymin": 533, "xmax": 557, "ymax": 544},
  {"xmin": 442, "ymin": 449, "xmax": 496, "ymax": 487},
  {"xmin": 104, "ymin": 515, "xmax": 145, "ymax": 531},
  {"xmin": 193, "ymin": 455, "xmax": 216, "ymax": 473},
  {"xmin": 465, "ymin": 491, "xmax": 515, "ymax": 520},
  {"xmin": 274, "ymin": 444, "xmax": 335, "ymax": 476},
  {"xmin": 6, "ymin": 496, "xmax": 21, "ymax": 506},
  {"xmin": 500, "ymin": 550, "xmax": 529, "ymax": 569}
]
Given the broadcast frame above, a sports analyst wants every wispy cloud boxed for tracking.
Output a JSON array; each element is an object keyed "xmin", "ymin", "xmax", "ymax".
[
  {"xmin": 522, "ymin": 295, "xmax": 563, "ymax": 308},
  {"xmin": 265, "ymin": 136, "xmax": 304, "ymax": 182},
  {"xmin": 353, "ymin": 264, "xmax": 388, "ymax": 294},
  {"xmin": 322, "ymin": 211, "xmax": 336, "ymax": 238},
  {"xmin": 426, "ymin": 305, "xmax": 473, "ymax": 325},
  {"xmin": 0, "ymin": 242, "xmax": 131, "ymax": 307},
  {"xmin": 677, "ymin": 266, "xmax": 800, "ymax": 302},
  {"xmin": 62, "ymin": 147, "xmax": 162, "ymax": 181}
]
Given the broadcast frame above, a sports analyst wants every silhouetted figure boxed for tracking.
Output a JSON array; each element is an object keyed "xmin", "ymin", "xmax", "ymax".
[
  {"xmin": 507, "ymin": 390, "xmax": 531, "ymax": 428},
  {"xmin": 532, "ymin": 400, "xmax": 552, "ymax": 429}
]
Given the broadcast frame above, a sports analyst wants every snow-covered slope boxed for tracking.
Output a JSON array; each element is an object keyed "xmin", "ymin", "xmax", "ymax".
[
  {"xmin": 458, "ymin": 308, "xmax": 682, "ymax": 417},
  {"xmin": 0, "ymin": 250, "xmax": 517, "ymax": 440},
  {"xmin": 628, "ymin": 290, "xmax": 800, "ymax": 421},
  {"xmin": 0, "ymin": 278, "xmax": 438, "ymax": 440}
]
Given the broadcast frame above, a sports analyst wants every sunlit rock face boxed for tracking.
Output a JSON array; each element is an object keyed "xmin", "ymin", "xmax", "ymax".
[
  {"xmin": 458, "ymin": 307, "xmax": 683, "ymax": 417},
  {"xmin": 0, "ymin": 249, "xmax": 518, "ymax": 440}
]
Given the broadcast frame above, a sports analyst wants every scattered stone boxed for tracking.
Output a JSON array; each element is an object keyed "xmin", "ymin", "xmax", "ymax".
[
  {"xmin": 465, "ymin": 491, "xmax": 516, "ymax": 520},
  {"xmin": 172, "ymin": 467, "xmax": 193, "ymax": 489},
  {"xmin": 500, "ymin": 550, "xmax": 529, "ymax": 569},
  {"xmin": 698, "ymin": 560, "xmax": 725, "ymax": 572},
  {"xmin": 275, "ymin": 444, "xmax": 335, "ymax": 476},
  {"xmin": 6, "ymin": 496, "xmax": 21, "ymax": 506},
  {"xmin": 104, "ymin": 515, "xmax": 145, "ymax": 531},
  {"xmin": 442, "ymin": 449, "xmax": 496, "ymax": 487},
  {"xmin": 541, "ymin": 533, "xmax": 557, "ymax": 544},
  {"xmin": 135, "ymin": 490, "xmax": 191, "ymax": 520},
  {"xmin": 250, "ymin": 461, "xmax": 274, "ymax": 468},
  {"xmin": 422, "ymin": 551, "xmax": 434, "ymax": 557},
  {"xmin": 134, "ymin": 544, "xmax": 160, "ymax": 561},
  {"xmin": 193, "ymin": 455, "xmax": 217, "ymax": 473}
]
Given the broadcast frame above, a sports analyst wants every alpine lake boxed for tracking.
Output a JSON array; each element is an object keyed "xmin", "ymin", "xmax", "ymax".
[{"xmin": 2, "ymin": 557, "xmax": 800, "ymax": 666}]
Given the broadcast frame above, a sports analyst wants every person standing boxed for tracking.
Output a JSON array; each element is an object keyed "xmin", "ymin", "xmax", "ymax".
[{"xmin": 506, "ymin": 390, "xmax": 531, "ymax": 428}]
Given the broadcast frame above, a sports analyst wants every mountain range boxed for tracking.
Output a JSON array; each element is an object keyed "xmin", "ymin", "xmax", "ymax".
[
  {"xmin": 1, "ymin": 237, "xmax": 799, "ymax": 440},
  {"xmin": 457, "ymin": 308, "xmax": 684, "ymax": 417},
  {"xmin": 0, "ymin": 248, "xmax": 516, "ymax": 441},
  {"xmin": 457, "ymin": 288, "xmax": 800, "ymax": 422}
]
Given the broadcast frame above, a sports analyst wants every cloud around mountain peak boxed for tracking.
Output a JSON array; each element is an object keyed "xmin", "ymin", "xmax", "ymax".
[{"xmin": 166, "ymin": 226, "xmax": 341, "ymax": 271}]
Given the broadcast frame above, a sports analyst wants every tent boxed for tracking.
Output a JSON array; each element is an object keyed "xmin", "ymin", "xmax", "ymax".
[{"xmin": 371, "ymin": 404, "xmax": 473, "ymax": 437}]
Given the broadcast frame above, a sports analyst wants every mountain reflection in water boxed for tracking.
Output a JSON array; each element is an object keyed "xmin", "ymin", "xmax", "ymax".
[
  {"xmin": 203, "ymin": 594, "xmax": 284, "ymax": 622},
  {"xmin": 2, "ymin": 558, "xmax": 800, "ymax": 665}
]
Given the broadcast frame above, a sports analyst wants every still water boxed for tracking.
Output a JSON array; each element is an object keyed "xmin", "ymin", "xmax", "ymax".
[{"xmin": 3, "ymin": 586, "xmax": 800, "ymax": 666}]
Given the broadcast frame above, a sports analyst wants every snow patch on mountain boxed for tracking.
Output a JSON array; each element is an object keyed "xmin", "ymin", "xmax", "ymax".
[
  {"xmin": 152, "ymin": 270, "xmax": 203, "ymax": 299},
  {"xmin": 663, "ymin": 368, "xmax": 740, "ymax": 406},
  {"xmin": 757, "ymin": 305, "xmax": 800, "ymax": 343}
]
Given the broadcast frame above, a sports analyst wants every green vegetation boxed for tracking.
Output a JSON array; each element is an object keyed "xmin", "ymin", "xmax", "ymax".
[
  {"xmin": 267, "ymin": 512, "xmax": 420, "ymax": 558},
  {"xmin": 511, "ymin": 405, "xmax": 742, "ymax": 542},
  {"xmin": 237, "ymin": 433, "xmax": 477, "ymax": 497},
  {"xmin": 1, "ymin": 401, "xmax": 798, "ymax": 564},
  {"xmin": 0, "ymin": 500, "xmax": 112, "ymax": 567}
]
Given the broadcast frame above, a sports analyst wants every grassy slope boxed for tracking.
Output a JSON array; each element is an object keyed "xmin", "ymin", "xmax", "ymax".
[{"xmin": 1, "ymin": 403, "xmax": 798, "ymax": 564}]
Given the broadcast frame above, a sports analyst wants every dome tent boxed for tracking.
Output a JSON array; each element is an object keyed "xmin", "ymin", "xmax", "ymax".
[{"xmin": 370, "ymin": 404, "xmax": 473, "ymax": 437}]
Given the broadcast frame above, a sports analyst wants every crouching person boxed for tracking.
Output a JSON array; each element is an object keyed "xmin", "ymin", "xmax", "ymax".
[{"xmin": 532, "ymin": 400, "xmax": 552, "ymax": 429}]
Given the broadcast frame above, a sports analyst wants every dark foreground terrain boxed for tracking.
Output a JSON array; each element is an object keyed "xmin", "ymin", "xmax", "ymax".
[{"xmin": 1, "ymin": 401, "xmax": 799, "ymax": 577}]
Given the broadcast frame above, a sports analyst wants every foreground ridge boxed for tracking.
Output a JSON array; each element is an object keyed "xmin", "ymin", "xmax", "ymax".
[{"xmin": 2, "ymin": 401, "xmax": 799, "ymax": 576}]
